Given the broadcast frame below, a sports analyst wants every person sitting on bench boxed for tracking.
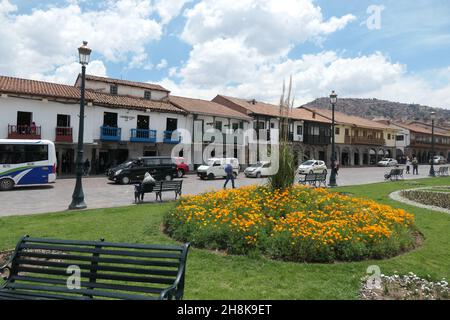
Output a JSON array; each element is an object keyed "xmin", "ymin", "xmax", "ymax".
[{"xmin": 135, "ymin": 172, "xmax": 156, "ymax": 203}]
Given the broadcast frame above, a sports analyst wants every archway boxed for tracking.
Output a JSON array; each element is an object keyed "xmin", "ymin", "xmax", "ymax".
[
  {"xmin": 341, "ymin": 147, "xmax": 350, "ymax": 166},
  {"xmin": 377, "ymin": 149, "xmax": 384, "ymax": 163},
  {"xmin": 369, "ymin": 149, "xmax": 376, "ymax": 165}
]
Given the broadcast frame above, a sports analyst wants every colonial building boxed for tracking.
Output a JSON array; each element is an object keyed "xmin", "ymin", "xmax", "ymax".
[{"xmin": 302, "ymin": 107, "xmax": 398, "ymax": 166}]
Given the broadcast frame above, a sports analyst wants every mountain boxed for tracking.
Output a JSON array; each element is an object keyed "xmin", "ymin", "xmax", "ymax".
[{"xmin": 302, "ymin": 98, "xmax": 450, "ymax": 127}]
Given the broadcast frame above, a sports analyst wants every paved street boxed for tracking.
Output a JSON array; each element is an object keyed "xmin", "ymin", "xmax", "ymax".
[{"xmin": 0, "ymin": 165, "xmax": 444, "ymax": 217}]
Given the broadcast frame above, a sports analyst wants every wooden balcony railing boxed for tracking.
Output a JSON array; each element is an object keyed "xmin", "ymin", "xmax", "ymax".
[
  {"xmin": 8, "ymin": 124, "xmax": 41, "ymax": 139},
  {"xmin": 344, "ymin": 136, "xmax": 385, "ymax": 146},
  {"xmin": 55, "ymin": 127, "xmax": 73, "ymax": 143}
]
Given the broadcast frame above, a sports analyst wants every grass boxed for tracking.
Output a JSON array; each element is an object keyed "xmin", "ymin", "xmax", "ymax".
[{"xmin": 1, "ymin": 177, "xmax": 450, "ymax": 299}]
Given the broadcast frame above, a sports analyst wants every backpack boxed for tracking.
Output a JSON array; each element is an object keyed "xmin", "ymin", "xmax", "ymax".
[{"xmin": 412, "ymin": 159, "xmax": 418, "ymax": 165}]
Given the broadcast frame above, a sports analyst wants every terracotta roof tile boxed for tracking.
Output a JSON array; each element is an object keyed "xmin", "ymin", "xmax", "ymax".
[
  {"xmin": 303, "ymin": 106, "xmax": 394, "ymax": 130},
  {"xmin": 170, "ymin": 95, "xmax": 252, "ymax": 120},
  {"xmin": 393, "ymin": 122, "xmax": 450, "ymax": 137},
  {"xmin": 83, "ymin": 74, "xmax": 170, "ymax": 92},
  {"xmin": 0, "ymin": 75, "xmax": 184, "ymax": 114}
]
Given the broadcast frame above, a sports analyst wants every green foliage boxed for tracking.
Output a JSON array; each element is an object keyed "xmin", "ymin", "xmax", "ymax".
[
  {"xmin": 401, "ymin": 189, "xmax": 450, "ymax": 209},
  {"xmin": 267, "ymin": 143, "xmax": 296, "ymax": 191}
]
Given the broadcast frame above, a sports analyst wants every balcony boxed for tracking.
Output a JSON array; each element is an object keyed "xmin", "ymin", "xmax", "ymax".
[
  {"xmin": 344, "ymin": 136, "xmax": 385, "ymax": 146},
  {"xmin": 130, "ymin": 129, "xmax": 157, "ymax": 143},
  {"xmin": 100, "ymin": 126, "xmax": 121, "ymax": 141},
  {"xmin": 55, "ymin": 127, "xmax": 73, "ymax": 143},
  {"xmin": 304, "ymin": 134, "xmax": 331, "ymax": 145},
  {"xmin": 163, "ymin": 130, "xmax": 181, "ymax": 144},
  {"xmin": 8, "ymin": 124, "xmax": 41, "ymax": 139}
]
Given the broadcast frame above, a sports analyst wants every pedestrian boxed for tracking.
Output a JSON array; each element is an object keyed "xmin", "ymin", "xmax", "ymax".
[
  {"xmin": 412, "ymin": 157, "xmax": 419, "ymax": 175},
  {"xmin": 223, "ymin": 163, "xmax": 235, "ymax": 189},
  {"xmin": 335, "ymin": 160, "xmax": 340, "ymax": 176},
  {"xmin": 83, "ymin": 158, "xmax": 90, "ymax": 176},
  {"xmin": 406, "ymin": 157, "xmax": 411, "ymax": 174},
  {"xmin": 30, "ymin": 121, "xmax": 37, "ymax": 135}
]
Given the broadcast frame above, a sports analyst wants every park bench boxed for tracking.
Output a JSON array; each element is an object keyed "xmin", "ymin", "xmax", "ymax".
[
  {"xmin": 436, "ymin": 166, "xmax": 449, "ymax": 177},
  {"xmin": 299, "ymin": 172, "xmax": 328, "ymax": 188},
  {"xmin": 384, "ymin": 168, "xmax": 404, "ymax": 181},
  {"xmin": 0, "ymin": 236, "xmax": 190, "ymax": 300},
  {"xmin": 135, "ymin": 180, "xmax": 183, "ymax": 203}
]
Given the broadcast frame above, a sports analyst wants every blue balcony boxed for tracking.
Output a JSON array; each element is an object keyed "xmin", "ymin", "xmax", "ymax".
[
  {"xmin": 130, "ymin": 129, "xmax": 157, "ymax": 143},
  {"xmin": 163, "ymin": 130, "xmax": 181, "ymax": 144},
  {"xmin": 100, "ymin": 126, "xmax": 121, "ymax": 141}
]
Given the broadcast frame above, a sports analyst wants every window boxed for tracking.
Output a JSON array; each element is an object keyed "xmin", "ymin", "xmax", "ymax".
[
  {"xmin": 0, "ymin": 144, "xmax": 48, "ymax": 164},
  {"xmin": 297, "ymin": 125, "xmax": 303, "ymax": 135},
  {"xmin": 232, "ymin": 122, "xmax": 239, "ymax": 131},
  {"xmin": 239, "ymin": 121, "xmax": 244, "ymax": 129},
  {"xmin": 335, "ymin": 127, "xmax": 340, "ymax": 135},
  {"xmin": 345, "ymin": 129, "xmax": 350, "ymax": 136},
  {"xmin": 271, "ymin": 122, "xmax": 275, "ymax": 129},
  {"xmin": 144, "ymin": 91, "xmax": 151, "ymax": 100},
  {"xmin": 110, "ymin": 85, "xmax": 118, "ymax": 95},
  {"xmin": 57, "ymin": 114, "xmax": 70, "ymax": 127},
  {"xmin": 387, "ymin": 133, "xmax": 391, "ymax": 140},
  {"xmin": 137, "ymin": 115, "xmax": 149, "ymax": 130},
  {"xmin": 160, "ymin": 158, "xmax": 173, "ymax": 165}
]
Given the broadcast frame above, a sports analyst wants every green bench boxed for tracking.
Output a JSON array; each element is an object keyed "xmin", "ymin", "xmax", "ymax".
[
  {"xmin": 299, "ymin": 173, "xmax": 327, "ymax": 187},
  {"xmin": 0, "ymin": 236, "xmax": 190, "ymax": 300}
]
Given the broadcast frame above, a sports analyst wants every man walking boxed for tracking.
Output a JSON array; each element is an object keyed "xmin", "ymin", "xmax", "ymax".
[{"xmin": 224, "ymin": 163, "xmax": 235, "ymax": 189}]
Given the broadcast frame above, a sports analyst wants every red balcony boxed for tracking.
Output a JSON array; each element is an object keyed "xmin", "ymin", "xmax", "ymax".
[
  {"xmin": 8, "ymin": 124, "xmax": 41, "ymax": 139},
  {"xmin": 55, "ymin": 127, "xmax": 73, "ymax": 143}
]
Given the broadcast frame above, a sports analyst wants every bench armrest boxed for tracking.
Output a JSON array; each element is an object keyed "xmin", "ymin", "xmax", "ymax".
[
  {"xmin": 0, "ymin": 263, "xmax": 12, "ymax": 287},
  {"xmin": 159, "ymin": 263, "xmax": 186, "ymax": 300}
]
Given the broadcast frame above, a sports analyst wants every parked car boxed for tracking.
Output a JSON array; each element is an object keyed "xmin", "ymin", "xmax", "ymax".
[
  {"xmin": 244, "ymin": 161, "xmax": 274, "ymax": 178},
  {"xmin": 433, "ymin": 155, "xmax": 447, "ymax": 164},
  {"xmin": 197, "ymin": 158, "xmax": 239, "ymax": 180},
  {"xmin": 107, "ymin": 156, "xmax": 177, "ymax": 184},
  {"xmin": 173, "ymin": 157, "xmax": 189, "ymax": 178},
  {"xmin": 297, "ymin": 160, "xmax": 327, "ymax": 175},
  {"xmin": 377, "ymin": 158, "xmax": 398, "ymax": 167}
]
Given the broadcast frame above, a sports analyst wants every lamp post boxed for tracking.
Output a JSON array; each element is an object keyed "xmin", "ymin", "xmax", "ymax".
[
  {"xmin": 69, "ymin": 41, "xmax": 91, "ymax": 210},
  {"xmin": 328, "ymin": 90, "xmax": 338, "ymax": 187},
  {"xmin": 429, "ymin": 111, "xmax": 436, "ymax": 177}
]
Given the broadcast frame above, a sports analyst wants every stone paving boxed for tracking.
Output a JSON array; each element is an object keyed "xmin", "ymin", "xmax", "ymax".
[{"xmin": 0, "ymin": 165, "xmax": 446, "ymax": 217}]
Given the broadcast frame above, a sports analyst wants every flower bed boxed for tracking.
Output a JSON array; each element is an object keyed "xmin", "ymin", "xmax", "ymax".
[
  {"xmin": 401, "ymin": 189, "xmax": 450, "ymax": 209},
  {"xmin": 164, "ymin": 185, "xmax": 417, "ymax": 263}
]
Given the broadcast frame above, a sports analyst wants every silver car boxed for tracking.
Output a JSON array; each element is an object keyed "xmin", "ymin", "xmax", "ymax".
[{"xmin": 297, "ymin": 160, "xmax": 328, "ymax": 175}]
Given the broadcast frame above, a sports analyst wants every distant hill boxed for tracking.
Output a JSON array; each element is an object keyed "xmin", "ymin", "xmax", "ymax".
[{"xmin": 302, "ymin": 98, "xmax": 450, "ymax": 127}]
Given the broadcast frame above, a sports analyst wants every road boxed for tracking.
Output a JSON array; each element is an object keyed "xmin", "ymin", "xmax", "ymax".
[{"xmin": 0, "ymin": 165, "xmax": 443, "ymax": 217}]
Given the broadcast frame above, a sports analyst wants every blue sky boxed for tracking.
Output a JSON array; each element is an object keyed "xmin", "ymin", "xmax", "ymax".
[{"xmin": 1, "ymin": 0, "xmax": 449, "ymax": 108}]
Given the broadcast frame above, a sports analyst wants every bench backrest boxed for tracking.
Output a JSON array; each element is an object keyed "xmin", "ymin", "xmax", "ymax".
[
  {"xmin": 5, "ymin": 236, "xmax": 189, "ymax": 300},
  {"xmin": 154, "ymin": 180, "xmax": 183, "ymax": 192}
]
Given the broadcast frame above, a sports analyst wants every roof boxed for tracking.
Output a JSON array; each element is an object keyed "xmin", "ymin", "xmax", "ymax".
[
  {"xmin": 214, "ymin": 95, "xmax": 330, "ymax": 123},
  {"xmin": 169, "ymin": 95, "xmax": 252, "ymax": 120},
  {"xmin": 393, "ymin": 122, "xmax": 450, "ymax": 137},
  {"xmin": 81, "ymin": 74, "xmax": 170, "ymax": 93},
  {"xmin": 0, "ymin": 75, "xmax": 184, "ymax": 114},
  {"xmin": 303, "ymin": 106, "xmax": 394, "ymax": 130},
  {"xmin": 215, "ymin": 95, "xmax": 283, "ymax": 117},
  {"xmin": 0, "ymin": 75, "xmax": 83, "ymax": 100}
]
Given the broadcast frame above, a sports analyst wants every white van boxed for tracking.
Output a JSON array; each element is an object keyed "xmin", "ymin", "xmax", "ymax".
[{"xmin": 197, "ymin": 158, "xmax": 240, "ymax": 180}]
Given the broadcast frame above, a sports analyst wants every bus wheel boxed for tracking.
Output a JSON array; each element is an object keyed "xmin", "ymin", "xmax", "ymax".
[{"xmin": 0, "ymin": 178, "xmax": 15, "ymax": 191}]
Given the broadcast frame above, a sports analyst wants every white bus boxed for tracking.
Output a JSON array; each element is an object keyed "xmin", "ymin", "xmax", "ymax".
[{"xmin": 0, "ymin": 139, "xmax": 57, "ymax": 191}]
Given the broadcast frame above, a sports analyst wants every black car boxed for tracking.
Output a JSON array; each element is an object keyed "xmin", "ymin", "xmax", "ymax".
[{"xmin": 107, "ymin": 156, "xmax": 177, "ymax": 184}]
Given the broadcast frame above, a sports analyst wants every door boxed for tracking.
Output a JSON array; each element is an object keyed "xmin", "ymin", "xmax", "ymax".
[
  {"xmin": 57, "ymin": 114, "xmax": 71, "ymax": 127},
  {"xmin": 166, "ymin": 118, "xmax": 178, "ymax": 131},
  {"xmin": 104, "ymin": 112, "xmax": 118, "ymax": 127},
  {"xmin": 17, "ymin": 111, "xmax": 32, "ymax": 126},
  {"xmin": 212, "ymin": 160, "xmax": 222, "ymax": 176},
  {"xmin": 137, "ymin": 115, "xmax": 149, "ymax": 130}
]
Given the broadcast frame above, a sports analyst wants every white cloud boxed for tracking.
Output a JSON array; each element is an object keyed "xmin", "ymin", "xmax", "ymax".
[
  {"xmin": 182, "ymin": 0, "xmax": 356, "ymax": 56},
  {"xmin": 0, "ymin": 0, "xmax": 163, "ymax": 80},
  {"xmin": 156, "ymin": 59, "xmax": 168, "ymax": 70},
  {"xmin": 154, "ymin": 0, "xmax": 192, "ymax": 24},
  {"xmin": 31, "ymin": 60, "xmax": 107, "ymax": 85}
]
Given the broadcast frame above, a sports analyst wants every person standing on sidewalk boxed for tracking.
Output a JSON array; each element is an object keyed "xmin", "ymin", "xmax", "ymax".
[
  {"xmin": 406, "ymin": 157, "xmax": 411, "ymax": 174},
  {"xmin": 223, "ymin": 163, "xmax": 235, "ymax": 189},
  {"xmin": 412, "ymin": 157, "xmax": 419, "ymax": 175}
]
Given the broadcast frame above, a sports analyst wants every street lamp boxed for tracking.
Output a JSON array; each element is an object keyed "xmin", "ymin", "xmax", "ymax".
[
  {"xmin": 429, "ymin": 111, "xmax": 436, "ymax": 177},
  {"xmin": 69, "ymin": 41, "xmax": 91, "ymax": 210},
  {"xmin": 329, "ymin": 90, "xmax": 338, "ymax": 187}
]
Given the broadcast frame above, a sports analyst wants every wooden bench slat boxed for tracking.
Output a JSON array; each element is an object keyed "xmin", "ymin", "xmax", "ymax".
[
  {"xmin": 6, "ymin": 283, "xmax": 157, "ymax": 300},
  {"xmin": 16, "ymin": 266, "xmax": 176, "ymax": 285},
  {"xmin": 10, "ymin": 275, "xmax": 166, "ymax": 295},
  {"xmin": 16, "ymin": 252, "xmax": 180, "ymax": 268},
  {"xmin": 15, "ymin": 258, "xmax": 179, "ymax": 277},
  {"xmin": 20, "ymin": 244, "xmax": 182, "ymax": 260},
  {"xmin": 23, "ymin": 237, "xmax": 184, "ymax": 251}
]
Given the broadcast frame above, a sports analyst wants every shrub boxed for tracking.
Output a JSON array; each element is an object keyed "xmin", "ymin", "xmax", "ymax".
[
  {"xmin": 164, "ymin": 185, "xmax": 417, "ymax": 263},
  {"xmin": 401, "ymin": 190, "xmax": 450, "ymax": 209}
]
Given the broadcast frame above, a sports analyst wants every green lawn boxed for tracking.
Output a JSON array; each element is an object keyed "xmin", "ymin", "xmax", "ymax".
[{"xmin": 1, "ymin": 177, "xmax": 450, "ymax": 299}]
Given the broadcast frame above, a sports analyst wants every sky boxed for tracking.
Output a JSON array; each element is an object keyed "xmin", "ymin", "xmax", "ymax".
[{"xmin": 0, "ymin": 0, "xmax": 449, "ymax": 108}]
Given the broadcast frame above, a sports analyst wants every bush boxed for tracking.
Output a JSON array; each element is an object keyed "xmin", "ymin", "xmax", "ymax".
[
  {"xmin": 164, "ymin": 185, "xmax": 417, "ymax": 263},
  {"xmin": 401, "ymin": 189, "xmax": 450, "ymax": 209}
]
